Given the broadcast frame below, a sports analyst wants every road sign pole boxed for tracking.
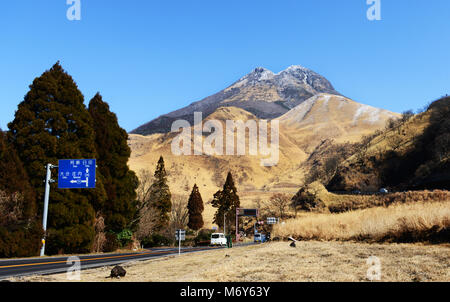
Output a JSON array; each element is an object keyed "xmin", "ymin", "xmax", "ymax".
[
  {"xmin": 179, "ymin": 231, "xmax": 181, "ymax": 256},
  {"xmin": 176, "ymin": 229, "xmax": 185, "ymax": 256},
  {"xmin": 39, "ymin": 159, "xmax": 95, "ymax": 256},
  {"xmin": 40, "ymin": 164, "xmax": 55, "ymax": 257},
  {"xmin": 236, "ymin": 208, "xmax": 239, "ymax": 242}
]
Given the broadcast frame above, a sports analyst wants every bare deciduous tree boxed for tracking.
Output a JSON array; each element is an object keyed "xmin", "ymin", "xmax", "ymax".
[
  {"xmin": 136, "ymin": 169, "xmax": 154, "ymax": 210},
  {"xmin": 134, "ymin": 169, "xmax": 159, "ymax": 241},
  {"xmin": 92, "ymin": 214, "xmax": 106, "ymax": 253},
  {"xmin": 0, "ymin": 191, "xmax": 24, "ymax": 227},
  {"xmin": 269, "ymin": 193, "xmax": 291, "ymax": 219},
  {"xmin": 135, "ymin": 205, "xmax": 159, "ymax": 241},
  {"xmin": 170, "ymin": 194, "xmax": 189, "ymax": 231}
]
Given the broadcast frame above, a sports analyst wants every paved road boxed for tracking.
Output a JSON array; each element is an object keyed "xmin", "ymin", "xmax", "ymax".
[{"xmin": 0, "ymin": 245, "xmax": 232, "ymax": 280}]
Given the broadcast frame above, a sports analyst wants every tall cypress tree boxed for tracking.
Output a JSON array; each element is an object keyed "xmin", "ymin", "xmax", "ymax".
[
  {"xmin": 149, "ymin": 156, "xmax": 172, "ymax": 231},
  {"xmin": 211, "ymin": 172, "xmax": 240, "ymax": 232},
  {"xmin": 8, "ymin": 62, "xmax": 107, "ymax": 254},
  {"xmin": 187, "ymin": 184, "xmax": 204, "ymax": 231},
  {"xmin": 88, "ymin": 93, "xmax": 139, "ymax": 233},
  {"xmin": 0, "ymin": 130, "xmax": 43, "ymax": 257}
]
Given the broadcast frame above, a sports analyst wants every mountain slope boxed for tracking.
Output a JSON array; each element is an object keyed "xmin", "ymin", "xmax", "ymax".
[
  {"xmin": 128, "ymin": 98, "xmax": 399, "ymax": 226},
  {"xmin": 128, "ymin": 65, "xmax": 401, "ymax": 226},
  {"xmin": 131, "ymin": 65, "xmax": 341, "ymax": 135},
  {"xmin": 327, "ymin": 96, "xmax": 450, "ymax": 191},
  {"xmin": 278, "ymin": 94, "xmax": 400, "ymax": 152},
  {"xmin": 128, "ymin": 106, "xmax": 308, "ymax": 227}
]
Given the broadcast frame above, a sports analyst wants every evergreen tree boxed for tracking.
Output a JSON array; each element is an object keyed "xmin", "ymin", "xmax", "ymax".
[
  {"xmin": 88, "ymin": 93, "xmax": 139, "ymax": 233},
  {"xmin": 149, "ymin": 156, "xmax": 172, "ymax": 231},
  {"xmin": 211, "ymin": 172, "xmax": 240, "ymax": 233},
  {"xmin": 0, "ymin": 130, "xmax": 43, "ymax": 257},
  {"xmin": 187, "ymin": 184, "xmax": 204, "ymax": 231},
  {"xmin": 0, "ymin": 130, "xmax": 36, "ymax": 218},
  {"xmin": 8, "ymin": 62, "xmax": 107, "ymax": 254}
]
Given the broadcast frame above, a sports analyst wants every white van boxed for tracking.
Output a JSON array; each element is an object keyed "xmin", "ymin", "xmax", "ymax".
[{"xmin": 210, "ymin": 233, "xmax": 227, "ymax": 246}]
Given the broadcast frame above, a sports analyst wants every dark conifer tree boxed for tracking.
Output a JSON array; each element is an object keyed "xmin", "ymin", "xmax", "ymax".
[
  {"xmin": 88, "ymin": 93, "xmax": 139, "ymax": 233},
  {"xmin": 187, "ymin": 184, "xmax": 204, "ymax": 231},
  {"xmin": 211, "ymin": 172, "xmax": 240, "ymax": 232},
  {"xmin": 149, "ymin": 156, "xmax": 172, "ymax": 231},
  {"xmin": 8, "ymin": 62, "xmax": 107, "ymax": 254},
  {"xmin": 0, "ymin": 130, "xmax": 43, "ymax": 257},
  {"xmin": 0, "ymin": 130, "xmax": 36, "ymax": 218}
]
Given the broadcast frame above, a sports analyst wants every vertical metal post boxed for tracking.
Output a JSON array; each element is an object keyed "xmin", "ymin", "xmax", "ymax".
[
  {"xmin": 235, "ymin": 208, "xmax": 239, "ymax": 242},
  {"xmin": 178, "ymin": 230, "xmax": 181, "ymax": 256},
  {"xmin": 40, "ymin": 164, "xmax": 52, "ymax": 257}
]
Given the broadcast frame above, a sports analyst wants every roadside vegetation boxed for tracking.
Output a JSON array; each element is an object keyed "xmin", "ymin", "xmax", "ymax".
[
  {"xmin": 273, "ymin": 201, "xmax": 449, "ymax": 244},
  {"xmin": 0, "ymin": 134, "xmax": 43, "ymax": 258}
]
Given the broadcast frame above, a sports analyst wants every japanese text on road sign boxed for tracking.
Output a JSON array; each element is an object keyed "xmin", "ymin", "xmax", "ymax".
[{"xmin": 58, "ymin": 159, "xmax": 96, "ymax": 189}]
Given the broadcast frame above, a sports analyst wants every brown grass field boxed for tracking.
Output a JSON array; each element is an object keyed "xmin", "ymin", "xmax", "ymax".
[
  {"xmin": 273, "ymin": 201, "xmax": 450, "ymax": 243},
  {"xmin": 13, "ymin": 241, "xmax": 449, "ymax": 282}
]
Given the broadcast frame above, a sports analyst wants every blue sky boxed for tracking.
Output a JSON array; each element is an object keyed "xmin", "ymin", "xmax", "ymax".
[{"xmin": 1, "ymin": 0, "xmax": 449, "ymax": 132}]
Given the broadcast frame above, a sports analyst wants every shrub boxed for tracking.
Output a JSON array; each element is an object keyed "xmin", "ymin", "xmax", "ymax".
[
  {"xmin": 0, "ymin": 221, "xmax": 43, "ymax": 258},
  {"xmin": 194, "ymin": 229, "xmax": 214, "ymax": 246},
  {"xmin": 292, "ymin": 187, "xmax": 326, "ymax": 212},
  {"xmin": 117, "ymin": 229, "xmax": 133, "ymax": 247},
  {"xmin": 141, "ymin": 233, "xmax": 173, "ymax": 248},
  {"xmin": 103, "ymin": 232, "xmax": 120, "ymax": 252}
]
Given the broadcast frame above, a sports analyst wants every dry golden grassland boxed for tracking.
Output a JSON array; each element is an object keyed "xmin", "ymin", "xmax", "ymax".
[
  {"xmin": 15, "ymin": 241, "xmax": 449, "ymax": 282},
  {"xmin": 327, "ymin": 190, "xmax": 450, "ymax": 213},
  {"xmin": 273, "ymin": 201, "xmax": 450, "ymax": 243}
]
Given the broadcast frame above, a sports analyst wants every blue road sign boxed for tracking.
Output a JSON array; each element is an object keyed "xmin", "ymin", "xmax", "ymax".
[{"xmin": 58, "ymin": 159, "xmax": 96, "ymax": 189}]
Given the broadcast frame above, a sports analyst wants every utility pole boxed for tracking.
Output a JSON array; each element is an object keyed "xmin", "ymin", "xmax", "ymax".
[{"xmin": 40, "ymin": 164, "xmax": 57, "ymax": 257}]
